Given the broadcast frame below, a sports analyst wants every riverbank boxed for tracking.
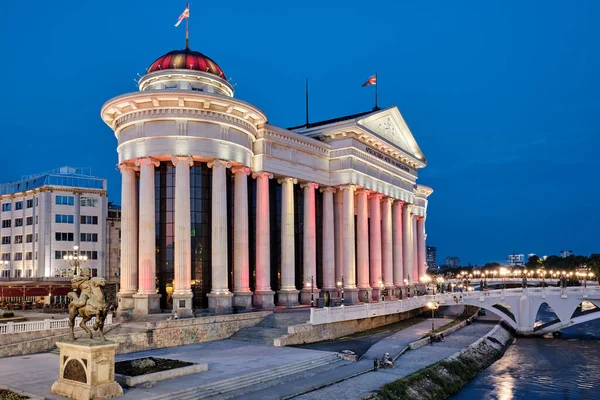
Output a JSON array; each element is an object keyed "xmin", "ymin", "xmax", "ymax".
[{"xmin": 374, "ymin": 323, "xmax": 513, "ymax": 400}]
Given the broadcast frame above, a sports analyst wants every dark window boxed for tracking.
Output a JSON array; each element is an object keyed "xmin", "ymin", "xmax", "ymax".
[
  {"xmin": 15, "ymin": 218, "xmax": 23, "ymax": 227},
  {"xmin": 26, "ymin": 217, "xmax": 33, "ymax": 226},
  {"xmin": 26, "ymin": 199, "xmax": 33, "ymax": 208},
  {"xmin": 14, "ymin": 235, "xmax": 22, "ymax": 244},
  {"xmin": 15, "ymin": 201, "xmax": 23, "ymax": 210}
]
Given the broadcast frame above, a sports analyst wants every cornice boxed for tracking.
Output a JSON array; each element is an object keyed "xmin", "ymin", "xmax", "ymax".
[
  {"xmin": 101, "ymin": 91, "xmax": 267, "ymax": 131},
  {"xmin": 330, "ymin": 147, "xmax": 417, "ymax": 184},
  {"xmin": 258, "ymin": 125, "xmax": 331, "ymax": 157}
]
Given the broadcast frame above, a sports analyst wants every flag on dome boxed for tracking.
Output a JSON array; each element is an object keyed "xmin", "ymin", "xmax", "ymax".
[
  {"xmin": 175, "ymin": 5, "xmax": 190, "ymax": 27},
  {"xmin": 362, "ymin": 74, "xmax": 377, "ymax": 87}
]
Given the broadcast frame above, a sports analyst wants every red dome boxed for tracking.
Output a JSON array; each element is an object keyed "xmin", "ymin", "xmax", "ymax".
[{"xmin": 146, "ymin": 49, "xmax": 226, "ymax": 79}]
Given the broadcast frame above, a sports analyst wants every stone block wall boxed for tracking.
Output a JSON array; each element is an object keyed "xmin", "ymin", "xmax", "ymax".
[{"xmin": 275, "ymin": 307, "xmax": 425, "ymax": 346}]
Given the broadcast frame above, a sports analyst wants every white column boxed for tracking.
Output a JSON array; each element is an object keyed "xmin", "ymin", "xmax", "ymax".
[
  {"xmin": 232, "ymin": 166, "xmax": 252, "ymax": 308},
  {"xmin": 392, "ymin": 201, "xmax": 404, "ymax": 294},
  {"xmin": 417, "ymin": 217, "xmax": 427, "ymax": 280},
  {"xmin": 341, "ymin": 185, "xmax": 359, "ymax": 304},
  {"xmin": 207, "ymin": 159, "xmax": 233, "ymax": 313},
  {"xmin": 253, "ymin": 172, "xmax": 274, "ymax": 308},
  {"xmin": 134, "ymin": 157, "xmax": 161, "ymax": 314},
  {"xmin": 172, "ymin": 156, "xmax": 194, "ymax": 316},
  {"xmin": 117, "ymin": 163, "xmax": 138, "ymax": 313},
  {"xmin": 321, "ymin": 187, "xmax": 335, "ymax": 292},
  {"xmin": 402, "ymin": 203, "xmax": 413, "ymax": 283},
  {"xmin": 301, "ymin": 182, "xmax": 319, "ymax": 305},
  {"xmin": 382, "ymin": 198, "xmax": 394, "ymax": 295},
  {"xmin": 413, "ymin": 215, "xmax": 419, "ymax": 283},
  {"xmin": 356, "ymin": 189, "xmax": 371, "ymax": 301},
  {"xmin": 334, "ymin": 190, "xmax": 344, "ymax": 291},
  {"xmin": 278, "ymin": 177, "xmax": 299, "ymax": 306},
  {"xmin": 369, "ymin": 193, "xmax": 383, "ymax": 300}
]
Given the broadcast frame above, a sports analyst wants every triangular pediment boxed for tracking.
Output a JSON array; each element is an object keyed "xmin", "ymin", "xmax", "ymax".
[{"xmin": 357, "ymin": 107, "xmax": 426, "ymax": 164}]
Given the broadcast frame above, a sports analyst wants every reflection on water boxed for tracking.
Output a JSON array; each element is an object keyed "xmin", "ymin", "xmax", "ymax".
[{"xmin": 452, "ymin": 304, "xmax": 600, "ymax": 400}]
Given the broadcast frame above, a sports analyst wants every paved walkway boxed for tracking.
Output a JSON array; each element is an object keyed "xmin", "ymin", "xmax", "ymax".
[
  {"xmin": 232, "ymin": 318, "xmax": 453, "ymax": 400},
  {"xmin": 0, "ymin": 338, "xmax": 337, "ymax": 399},
  {"xmin": 291, "ymin": 320, "xmax": 498, "ymax": 400}
]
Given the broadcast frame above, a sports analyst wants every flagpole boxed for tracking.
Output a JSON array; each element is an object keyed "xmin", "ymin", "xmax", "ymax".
[
  {"xmin": 185, "ymin": 2, "xmax": 190, "ymax": 50},
  {"xmin": 375, "ymin": 73, "xmax": 378, "ymax": 110},
  {"xmin": 305, "ymin": 78, "xmax": 309, "ymax": 126}
]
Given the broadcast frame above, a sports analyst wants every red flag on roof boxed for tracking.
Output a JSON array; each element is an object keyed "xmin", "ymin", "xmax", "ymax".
[
  {"xmin": 362, "ymin": 74, "xmax": 377, "ymax": 87},
  {"xmin": 175, "ymin": 5, "xmax": 190, "ymax": 27}
]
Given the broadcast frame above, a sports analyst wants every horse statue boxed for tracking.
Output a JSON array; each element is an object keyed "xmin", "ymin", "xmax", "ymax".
[{"xmin": 67, "ymin": 270, "xmax": 108, "ymax": 341}]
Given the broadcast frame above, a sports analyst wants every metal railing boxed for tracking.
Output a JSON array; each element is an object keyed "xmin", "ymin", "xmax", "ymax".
[{"xmin": 0, "ymin": 313, "xmax": 113, "ymax": 334}]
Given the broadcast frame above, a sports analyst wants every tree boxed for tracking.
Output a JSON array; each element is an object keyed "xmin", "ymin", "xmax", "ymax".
[
  {"xmin": 483, "ymin": 262, "xmax": 500, "ymax": 269},
  {"xmin": 525, "ymin": 255, "xmax": 541, "ymax": 269}
]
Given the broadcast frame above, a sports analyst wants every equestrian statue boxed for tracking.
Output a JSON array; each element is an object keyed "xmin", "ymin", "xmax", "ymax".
[{"xmin": 67, "ymin": 268, "xmax": 108, "ymax": 341}]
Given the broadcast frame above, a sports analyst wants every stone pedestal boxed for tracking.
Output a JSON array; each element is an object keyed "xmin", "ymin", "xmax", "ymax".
[
  {"xmin": 133, "ymin": 293, "xmax": 161, "ymax": 315},
  {"xmin": 207, "ymin": 292, "xmax": 233, "ymax": 314},
  {"xmin": 172, "ymin": 292, "xmax": 193, "ymax": 318},
  {"xmin": 277, "ymin": 289, "xmax": 300, "ymax": 306},
  {"xmin": 358, "ymin": 288, "xmax": 372, "ymax": 303},
  {"xmin": 253, "ymin": 291, "xmax": 275, "ymax": 308},
  {"xmin": 116, "ymin": 292, "xmax": 134, "ymax": 316},
  {"xmin": 342, "ymin": 288, "xmax": 360, "ymax": 305},
  {"xmin": 371, "ymin": 288, "xmax": 383, "ymax": 302},
  {"xmin": 300, "ymin": 288, "xmax": 321, "ymax": 305},
  {"xmin": 385, "ymin": 286, "xmax": 396, "ymax": 300},
  {"xmin": 51, "ymin": 339, "xmax": 123, "ymax": 400},
  {"xmin": 233, "ymin": 291, "xmax": 253, "ymax": 309}
]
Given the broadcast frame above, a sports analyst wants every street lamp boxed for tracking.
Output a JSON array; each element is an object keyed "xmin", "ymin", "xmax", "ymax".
[
  {"xmin": 379, "ymin": 276, "xmax": 384, "ymax": 302},
  {"xmin": 427, "ymin": 301, "xmax": 439, "ymax": 341},
  {"xmin": 63, "ymin": 245, "xmax": 88, "ymax": 276},
  {"xmin": 305, "ymin": 276, "xmax": 315, "ymax": 307},
  {"xmin": 336, "ymin": 276, "xmax": 344, "ymax": 307}
]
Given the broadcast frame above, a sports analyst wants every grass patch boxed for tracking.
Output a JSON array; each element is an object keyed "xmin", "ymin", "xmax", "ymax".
[
  {"xmin": 115, "ymin": 357, "xmax": 194, "ymax": 377},
  {"xmin": 0, "ymin": 388, "xmax": 29, "ymax": 400}
]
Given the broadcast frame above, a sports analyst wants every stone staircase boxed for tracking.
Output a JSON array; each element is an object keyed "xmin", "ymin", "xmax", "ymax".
[
  {"xmin": 149, "ymin": 352, "xmax": 343, "ymax": 400},
  {"xmin": 229, "ymin": 312, "xmax": 309, "ymax": 345}
]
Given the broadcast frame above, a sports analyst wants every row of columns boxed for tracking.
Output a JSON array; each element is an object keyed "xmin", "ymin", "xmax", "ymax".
[{"xmin": 118, "ymin": 157, "xmax": 428, "ymax": 315}]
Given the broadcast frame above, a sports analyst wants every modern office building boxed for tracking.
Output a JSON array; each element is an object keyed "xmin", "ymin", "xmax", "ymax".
[
  {"xmin": 0, "ymin": 167, "xmax": 108, "ymax": 279},
  {"xmin": 444, "ymin": 256, "xmax": 460, "ymax": 268},
  {"xmin": 560, "ymin": 250, "xmax": 573, "ymax": 258},
  {"xmin": 426, "ymin": 246, "xmax": 437, "ymax": 270},
  {"xmin": 101, "ymin": 46, "xmax": 434, "ymax": 315},
  {"xmin": 507, "ymin": 253, "xmax": 525, "ymax": 267}
]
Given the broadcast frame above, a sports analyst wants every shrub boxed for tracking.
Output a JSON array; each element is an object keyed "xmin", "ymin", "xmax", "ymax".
[{"xmin": 2, "ymin": 312, "xmax": 15, "ymax": 318}]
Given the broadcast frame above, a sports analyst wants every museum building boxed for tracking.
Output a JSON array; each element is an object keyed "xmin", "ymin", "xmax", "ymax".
[{"xmin": 101, "ymin": 47, "xmax": 433, "ymax": 315}]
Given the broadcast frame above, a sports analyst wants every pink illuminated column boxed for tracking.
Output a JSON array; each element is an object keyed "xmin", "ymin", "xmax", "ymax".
[
  {"xmin": 340, "ymin": 185, "xmax": 359, "ymax": 304},
  {"xmin": 172, "ymin": 156, "xmax": 194, "ymax": 316},
  {"xmin": 402, "ymin": 203, "xmax": 413, "ymax": 282},
  {"xmin": 392, "ymin": 201, "xmax": 404, "ymax": 290},
  {"xmin": 382, "ymin": 198, "xmax": 394, "ymax": 293},
  {"xmin": 232, "ymin": 166, "xmax": 252, "ymax": 308},
  {"xmin": 207, "ymin": 159, "xmax": 233, "ymax": 313},
  {"xmin": 412, "ymin": 215, "xmax": 419, "ymax": 282},
  {"xmin": 321, "ymin": 187, "xmax": 336, "ymax": 292},
  {"xmin": 118, "ymin": 162, "xmax": 138, "ymax": 314},
  {"xmin": 356, "ymin": 189, "xmax": 370, "ymax": 300},
  {"xmin": 369, "ymin": 193, "xmax": 383, "ymax": 299},
  {"xmin": 134, "ymin": 157, "xmax": 161, "ymax": 314},
  {"xmin": 278, "ymin": 177, "xmax": 299, "ymax": 306},
  {"xmin": 253, "ymin": 172, "xmax": 274, "ymax": 308},
  {"xmin": 301, "ymin": 182, "xmax": 319, "ymax": 305},
  {"xmin": 417, "ymin": 217, "xmax": 427, "ymax": 280},
  {"xmin": 334, "ymin": 190, "xmax": 344, "ymax": 289}
]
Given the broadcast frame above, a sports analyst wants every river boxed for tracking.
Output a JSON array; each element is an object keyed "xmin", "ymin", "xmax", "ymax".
[{"xmin": 452, "ymin": 303, "xmax": 600, "ymax": 400}]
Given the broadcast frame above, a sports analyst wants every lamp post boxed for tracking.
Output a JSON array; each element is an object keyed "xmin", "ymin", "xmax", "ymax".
[
  {"xmin": 305, "ymin": 276, "xmax": 315, "ymax": 307},
  {"xmin": 427, "ymin": 301, "xmax": 439, "ymax": 340},
  {"xmin": 379, "ymin": 276, "xmax": 385, "ymax": 302},
  {"xmin": 62, "ymin": 245, "xmax": 88, "ymax": 276},
  {"xmin": 337, "ymin": 276, "xmax": 344, "ymax": 307}
]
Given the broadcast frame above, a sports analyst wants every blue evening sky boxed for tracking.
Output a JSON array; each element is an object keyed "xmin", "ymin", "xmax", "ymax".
[{"xmin": 0, "ymin": 1, "xmax": 598, "ymax": 265}]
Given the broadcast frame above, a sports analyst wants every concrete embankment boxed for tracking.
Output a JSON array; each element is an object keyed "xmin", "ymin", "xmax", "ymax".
[{"xmin": 374, "ymin": 323, "xmax": 513, "ymax": 400}]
